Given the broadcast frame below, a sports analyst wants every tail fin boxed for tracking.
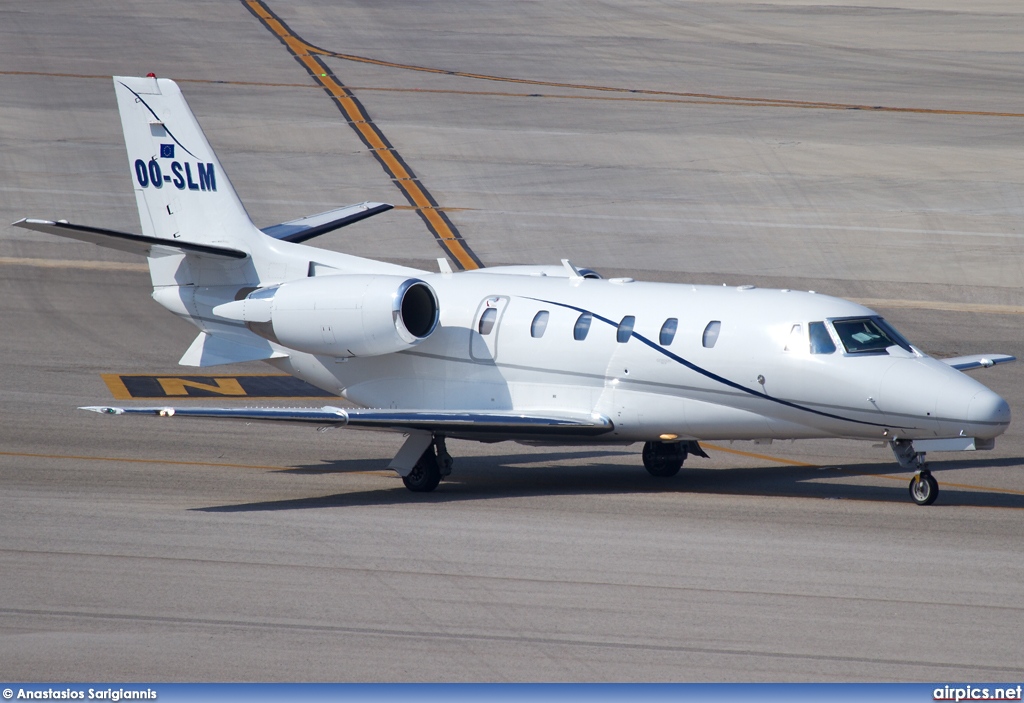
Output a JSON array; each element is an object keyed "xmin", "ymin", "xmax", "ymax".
[
  {"xmin": 17, "ymin": 77, "xmax": 422, "ymax": 368},
  {"xmin": 114, "ymin": 76, "xmax": 262, "ymax": 252}
]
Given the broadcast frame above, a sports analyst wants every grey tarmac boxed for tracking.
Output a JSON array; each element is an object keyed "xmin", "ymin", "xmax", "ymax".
[{"xmin": 0, "ymin": 0, "xmax": 1022, "ymax": 682}]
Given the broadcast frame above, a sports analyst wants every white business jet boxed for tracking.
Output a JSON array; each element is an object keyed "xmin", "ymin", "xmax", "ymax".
[{"xmin": 15, "ymin": 76, "xmax": 1014, "ymax": 504}]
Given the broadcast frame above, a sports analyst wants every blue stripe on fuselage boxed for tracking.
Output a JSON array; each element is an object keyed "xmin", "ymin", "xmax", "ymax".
[{"xmin": 524, "ymin": 296, "xmax": 904, "ymax": 430}]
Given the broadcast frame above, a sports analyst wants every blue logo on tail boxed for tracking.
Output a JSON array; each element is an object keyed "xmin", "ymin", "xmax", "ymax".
[{"xmin": 160, "ymin": 144, "xmax": 175, "ymax": 159}]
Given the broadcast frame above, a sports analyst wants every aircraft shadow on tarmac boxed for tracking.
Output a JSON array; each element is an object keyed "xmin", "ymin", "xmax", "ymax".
[{"xmin": 194, "ymin": 450, "xmax": 1024, "ymax": 512}]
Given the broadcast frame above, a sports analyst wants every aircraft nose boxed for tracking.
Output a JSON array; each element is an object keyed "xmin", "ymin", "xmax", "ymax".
[{"xmin": 968, "ymin": 388, "xmax": 1011, "ymax": 436}]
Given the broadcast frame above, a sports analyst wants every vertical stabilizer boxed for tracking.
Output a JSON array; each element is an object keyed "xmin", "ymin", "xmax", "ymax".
[{"xmin": 113, "ymin": 76, "xmax": 261, "ymax": 252}]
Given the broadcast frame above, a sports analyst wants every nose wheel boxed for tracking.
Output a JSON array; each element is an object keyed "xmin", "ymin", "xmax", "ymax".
[
  {"xmin": 891, "ymin": 439, "xmax": 940, "ymax": 506},
  {"xmin": 909, "ymin": 470, "xmax": 939, "ymax": 506}
]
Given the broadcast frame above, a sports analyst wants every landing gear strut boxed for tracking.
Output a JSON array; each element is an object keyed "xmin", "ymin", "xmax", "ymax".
[
  {"xmin": 891, "ymin": 439, "xmax": 939, "ymax": 506},
  {"xmin": 401, "ymin": 435, "xmax": 452, "ymax": 493}
]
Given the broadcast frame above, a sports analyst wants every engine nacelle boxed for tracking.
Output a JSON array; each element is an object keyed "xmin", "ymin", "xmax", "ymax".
[{"xmin": 215, "ymin": 274, "xmax": 439, "ymax": 357}]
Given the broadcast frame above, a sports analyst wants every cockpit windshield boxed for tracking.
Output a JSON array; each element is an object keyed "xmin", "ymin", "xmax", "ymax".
[{"xmin": 830, "ymin": 317, "xmax": 914, "ymax": 355}]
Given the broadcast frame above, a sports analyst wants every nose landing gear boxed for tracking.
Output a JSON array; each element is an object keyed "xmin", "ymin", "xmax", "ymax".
[
  {"xmin": 891, "ymin": 439, "xmax": 939, "ymax": 506},
  {"xmin": 909, "ymin": 470, "xmax": 939, "ymax": 506}
]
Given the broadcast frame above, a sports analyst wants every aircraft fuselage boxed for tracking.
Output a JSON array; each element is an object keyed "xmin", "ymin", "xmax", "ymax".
[{"xmin": 266, "ymin": 271, "xmax": 1010, "ymax": 445}]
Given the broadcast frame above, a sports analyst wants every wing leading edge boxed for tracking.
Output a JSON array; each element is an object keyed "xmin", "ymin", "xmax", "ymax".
[
  {"xmin": 941, "ymin": 354, "xmax": 1016, "ymax": 371},
  {"xmin": 12, "ymin": 219, "xmax": 247, "ymax": 259},
  {"xmin": 80, "ymin": 405, "xmax": 614, "ymax": 438}
]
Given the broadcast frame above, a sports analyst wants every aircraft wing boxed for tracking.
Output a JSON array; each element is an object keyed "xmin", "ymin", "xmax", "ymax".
[
  {"xmin": 940, "ymin": 354, "xmax": 1016, "ymax": 371},
  {"xmin": 12, "ymin": 219, "xmax": 247, "ymax": 259},
  {"xmin": 260, "ymin": 202, "xmax": 393, "ymax": 244},
  {"xmin": 80, "ymin": 405, "xmax": 614, "ymax": 438}
]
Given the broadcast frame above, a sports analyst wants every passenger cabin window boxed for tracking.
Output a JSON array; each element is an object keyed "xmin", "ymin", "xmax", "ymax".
[
  {"xmin": 660, "ymin": 318, "xmax": 678, "ymax": 346},
  {"xmin": 617, "ymin": 315, "xmax": 635, "ymax": 343},
  {"xmin": 531, "ymin": 310, "xmax": 550, "ymax": 338},
  {"xmin": 809, "ymin": 321, "xmax": 836, "ymax": 354},
  {"xmin": 702, "ymin": 320, "xmax": 721, "ymax": 348},
  {"xmin": 478, "ymin": 307, "xmax": 497, "ymax": 335},
  {"xmin": 573, "ymin": 313, "xmax": 592, "ymax": 341},
  {"xmin": 832, "ymin": 317, "xmax": 912, "ymax": 354}
]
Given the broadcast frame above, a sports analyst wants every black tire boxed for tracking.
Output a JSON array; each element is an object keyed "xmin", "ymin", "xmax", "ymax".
[
  {"xmin": 909, "ymin": 471, "xmax": 938, "ymax": 506},
  {"xmin": 642, "ymin": 441, "xmax": 685, "ymax": 478},
  {"xmin": 403, "ymin": 450, "xmax": 441, "ymax": 492}
]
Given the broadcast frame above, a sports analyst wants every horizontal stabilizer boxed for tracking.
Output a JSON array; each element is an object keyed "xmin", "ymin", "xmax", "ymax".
[
  {"xmin": 940, "ymin": 354, "xmax": 1016, "ymax": 371},
  {"xmin": 178, "ymin": 332, "xmax": 288, "ymax": 367},
  {"xmin": 12, "ymin": 219, "xmax": 247, "ymax": 260},
  {"xmin": 80, "ymin": 405, "xmax": 614, "ymax": 437},
  {"xmin": 260, "ymin": 202, "xmax": 393, "ymax": 244}
]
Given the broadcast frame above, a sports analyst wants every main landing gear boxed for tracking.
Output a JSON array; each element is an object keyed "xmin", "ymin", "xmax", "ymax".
[
  {"xmin": 642, "ymin": 440, "xmax": 708, "ymax": 478},
  {"xmin": 891, "ymin": 439, "xmax": 939, "ymax": 506},
  {"xmin": 402, "ymin": 435, "xmax": 453, "ymax": 493}
]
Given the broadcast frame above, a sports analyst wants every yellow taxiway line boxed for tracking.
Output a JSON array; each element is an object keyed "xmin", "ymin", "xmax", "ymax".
[
  {"xmin": 7, "ymin": 69, "xmax": 1024, "ymax": 119},
  {"xmin": 242, "ymin": 0, "xmax": 482, "ymax": 271}
]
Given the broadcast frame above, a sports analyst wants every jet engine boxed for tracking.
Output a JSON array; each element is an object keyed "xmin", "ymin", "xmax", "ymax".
[{"xmin": 214, "ymin": 275, "xmax": 439, "ymax": 357}]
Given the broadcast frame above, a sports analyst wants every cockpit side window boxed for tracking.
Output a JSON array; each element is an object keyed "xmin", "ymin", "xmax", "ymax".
[
  {"xmin": 809, "ymin": 321, "xmax": 836, "ymax": 354},
  {"xmin": 831, "ymin": 317, "xmax": 911, "ymax": 354}
]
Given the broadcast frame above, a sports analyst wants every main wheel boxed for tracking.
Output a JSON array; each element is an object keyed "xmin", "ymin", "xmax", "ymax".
[
  {"xmin": 403, "ymin": 449, "xmax": 441, "ymax": 492},
  {"xmin": 909, "ymin": 471, "xmax": 938, "ymax": 506},
  {"xmin": 642, "ymin": 441, "xmax": 685, "ymax": 478}
]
